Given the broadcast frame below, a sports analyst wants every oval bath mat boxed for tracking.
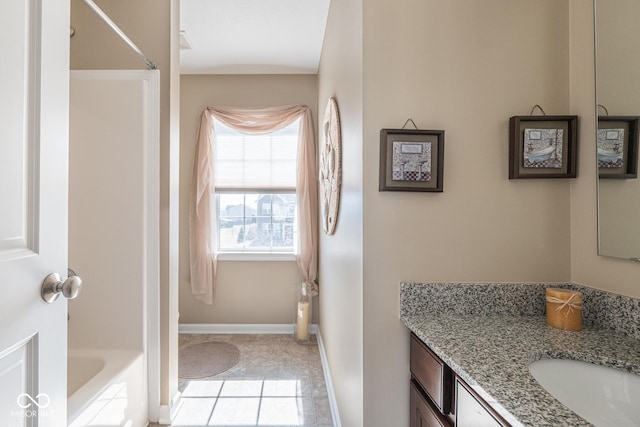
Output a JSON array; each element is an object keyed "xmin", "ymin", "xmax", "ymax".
[{"xmin": 179, "ymin": 341, "xmax": 240, "ymax": 379}]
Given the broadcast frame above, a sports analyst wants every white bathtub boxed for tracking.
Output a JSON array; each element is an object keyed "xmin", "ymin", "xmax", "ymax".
[{"xmin": 67, "ymin": 349, "xmax": 147, "ymax": 427}]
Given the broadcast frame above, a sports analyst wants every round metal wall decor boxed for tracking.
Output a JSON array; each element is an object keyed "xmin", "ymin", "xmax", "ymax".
[{"xmin": 319, "ymin": 97, "xmax": 342, "ymax": 235}]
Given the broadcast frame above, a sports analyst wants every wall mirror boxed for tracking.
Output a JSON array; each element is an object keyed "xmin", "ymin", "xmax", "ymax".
[{"xmin": 595, "ymin": 0, "xmax": 640, "ymax": 260}]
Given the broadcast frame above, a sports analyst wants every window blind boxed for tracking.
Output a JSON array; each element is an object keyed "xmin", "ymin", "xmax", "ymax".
[{"xmin": 213, "ymin": 118, "xmax": 299, "ymax": 189}]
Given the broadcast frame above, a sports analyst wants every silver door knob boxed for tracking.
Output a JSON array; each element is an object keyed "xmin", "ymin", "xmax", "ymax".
[{"xmin": 41, "ymin": 272, "xmax": 83, "ymax": 303}]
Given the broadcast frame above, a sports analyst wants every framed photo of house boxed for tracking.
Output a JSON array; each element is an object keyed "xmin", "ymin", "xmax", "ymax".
[
  {"xmin": 509, "ymin": 115, "xmax": 578, "ymax": 179},
  {"xmin": 597, "ymin": 116, "xmax": 639, "ymax": 179},
  {"xmin": 379, "ymin": 128, "xmax": 444, "ymax": 192}
]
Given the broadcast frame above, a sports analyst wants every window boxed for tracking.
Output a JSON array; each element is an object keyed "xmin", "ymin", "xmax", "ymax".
[
  {"xmin": 190, "ymin": 105, "xmax": 317, "ymax": 303},
  {"xmin": 214, "ymin": 118, "xmax": 299, "ymax": 255}
]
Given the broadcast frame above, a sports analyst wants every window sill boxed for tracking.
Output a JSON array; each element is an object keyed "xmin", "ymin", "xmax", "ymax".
[{"xmin": 216, "ymin": 252, "xmax": 297, "ymax": 262}]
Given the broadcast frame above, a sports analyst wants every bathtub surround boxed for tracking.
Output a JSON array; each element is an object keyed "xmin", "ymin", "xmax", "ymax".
[
  {"xmin": 70, "ymin": 0, "xmax": 181, "ymax": 418},
  {"xmin": 68, "ymin": 350, "xmax": 146, "ymax": 427},
  {"xmin": 68, "ymin": 70, "xmax": 160, "ymax": 425},
  {"xmin": 400, "ymin": 282, "xmax": 640, "ymax": 426},
  {"xmin": 68, "ymin": 71, "xmax": 160, "ymax": 351}
]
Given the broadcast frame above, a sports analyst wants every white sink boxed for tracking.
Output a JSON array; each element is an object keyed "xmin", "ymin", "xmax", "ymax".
[{"xmin": 529, "ymin": 358, "xmax": 640, "ymax": 427}]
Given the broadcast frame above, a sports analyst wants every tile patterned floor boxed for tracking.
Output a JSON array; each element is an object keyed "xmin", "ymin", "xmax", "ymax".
[{"xmin": 150, "ymin": 334, "xmax": 332, "ymax": 427}]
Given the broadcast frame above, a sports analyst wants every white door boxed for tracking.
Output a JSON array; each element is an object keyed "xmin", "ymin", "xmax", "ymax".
[{"xmin": 0, "ymin": 0, "xmax": 70, "ymax": 426}]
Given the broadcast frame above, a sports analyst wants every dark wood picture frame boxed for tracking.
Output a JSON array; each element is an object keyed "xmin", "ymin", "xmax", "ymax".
[
  {"xmin": 597, "ymin": 116, "xmax": 639, "ymax": 179},
  {"xmin": 509, "ymin": 115, "xmax": 578, "ymax": 179},
  {"xmin": 379, "ymin": 128, "xmax": 444, "ymax": 192}
]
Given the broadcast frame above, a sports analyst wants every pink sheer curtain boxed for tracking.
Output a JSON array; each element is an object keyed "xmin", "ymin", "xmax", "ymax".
[{"xmin": 189, "ymin": 105, "xmax": 319, "ymax": 304}]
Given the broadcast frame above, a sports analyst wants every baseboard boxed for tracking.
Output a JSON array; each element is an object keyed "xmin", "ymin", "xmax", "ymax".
[
  {"xmin": 179, "ymin": 323, "xmax": 319, "ymax": 335},
  {"xmin": 316, "ymin": 328, "xmax": 342, "ymax": 427},
  {"xmin": 156, "ymin": 405, "xmax": 171, "ymax": 425},
  {"xmin": 155, "ymin": 390, "xmax": 181, "ymax": 425}
]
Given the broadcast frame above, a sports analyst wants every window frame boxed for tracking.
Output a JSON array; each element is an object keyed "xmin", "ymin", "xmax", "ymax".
[
  {"xmin": 215, "ymin": 190, "xmax": 297, "ymax": 258},
  {"xmin": 213, "ymin": 119, "xmax": 299, "ymax": 260}
]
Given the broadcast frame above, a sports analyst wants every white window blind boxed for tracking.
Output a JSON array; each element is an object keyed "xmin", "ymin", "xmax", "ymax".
[{"xmin": 214, "ymin": 119, "xmax": 299, "ymax": 190}]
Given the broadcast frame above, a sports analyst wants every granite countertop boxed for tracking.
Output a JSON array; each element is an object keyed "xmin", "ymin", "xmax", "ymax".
[{"xmin": 400, "ymin": 283, "xmax": 640, "ymax": 427}]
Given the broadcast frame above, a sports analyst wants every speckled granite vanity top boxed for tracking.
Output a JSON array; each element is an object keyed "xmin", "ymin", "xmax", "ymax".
[{"xmin": 400, "ymin": 283, "xmax": 640, "ymax": 427}]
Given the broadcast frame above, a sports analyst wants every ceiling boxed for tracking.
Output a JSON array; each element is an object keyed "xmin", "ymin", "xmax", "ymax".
[{"xmin": 180, "ymin": 0, "xmax": 331, "ymax": 75}]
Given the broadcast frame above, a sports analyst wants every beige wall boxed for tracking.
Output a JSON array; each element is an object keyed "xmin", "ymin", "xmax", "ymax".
[
  {"xmin": 179, "ymin": 75, "xmax": 318, "ymax": 324},
  {"xmin": 70, "ymin": 0, "xmax": 180, "ymax": 409},
  {"xmin": 317, "ymin": 0, "xmax": 364, "ymax": 424},
  {"xmin": 569, "ymin": 0, "xmax": 640, "ymax": 297},
  {"xmin": 361, "ymin": 1, "xmax": 571, "ymax": 425}
]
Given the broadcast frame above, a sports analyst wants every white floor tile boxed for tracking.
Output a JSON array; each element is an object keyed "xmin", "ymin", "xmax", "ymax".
[
  {"xmin": 219, "ymin": 380, "xmax": 264, "ymax": 397},
  {"xmin": 172, "ymin": 397, "xmax": 216, "ymax": 426},
  {"xmin": 209, "ymin": 397, "xmax": 260, "ymax": 425},
  {"xmin": 182, "ymin": 380, "xmax": 224, "ymax": 398},
  {"xmin": 258, "ymin": 397, "xmax": 312, "ymax": 425},
  {"xmin": 262, "ymin": 380, "xmax": 301, "ymax": 397}
]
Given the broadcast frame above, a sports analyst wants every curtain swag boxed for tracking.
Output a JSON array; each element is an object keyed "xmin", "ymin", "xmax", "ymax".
[{"xmin": 189, "ymin": 105, "xmax": 319, "ymax": 304}]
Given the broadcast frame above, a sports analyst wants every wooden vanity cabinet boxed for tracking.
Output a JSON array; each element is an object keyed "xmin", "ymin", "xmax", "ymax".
[
  {"xmin": 410, "ymin": 333, "xmax": 511, "ymax": 427},
  {"xmin": 410, "ymin": 333, "xmax": 452, "ymax": 413},
  {"xmin": 411, "ymin": 381, "xmax": 451, "ymax": 427},
  {"xmin": 410, "ymin": 333, "xmax": 454, "ymax": 427}
]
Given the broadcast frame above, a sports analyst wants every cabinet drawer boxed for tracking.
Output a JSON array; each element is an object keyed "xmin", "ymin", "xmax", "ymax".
[
  {"xmin": 455, "ymin": 378, "xmax": 508, "ymax": 427},
  {"xmin": 410, "ymin": 380, "xmax": 451, "ymax": 427},
  {"xmin": 410, "ymin": 333, "xmax": 452, "ymax": 413}
]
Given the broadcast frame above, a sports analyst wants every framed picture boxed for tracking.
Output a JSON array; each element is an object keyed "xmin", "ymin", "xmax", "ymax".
[
  {"xmin": 509, "ymin": 115, "xmax": 578, "ymax": 179},
  {"xmin": 597, "ymin": 116, "xmax": 639, "ymax": 179},
  {"xmin": 379, "ymin": 129, "xmax": 444, "ymax": 192}
]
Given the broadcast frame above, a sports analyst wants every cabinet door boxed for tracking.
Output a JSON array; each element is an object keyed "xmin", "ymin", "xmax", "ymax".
[
  {"xmin": 411, "ymin": 381, "xmax": 451, "ymax": 427},
  {"xmin": 456, "ymin": 379, "xmax": 505, "ymax": 427},
  {"xmin": 410, "ymin": 333, "xmax": 452, "ymax": 412}
]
